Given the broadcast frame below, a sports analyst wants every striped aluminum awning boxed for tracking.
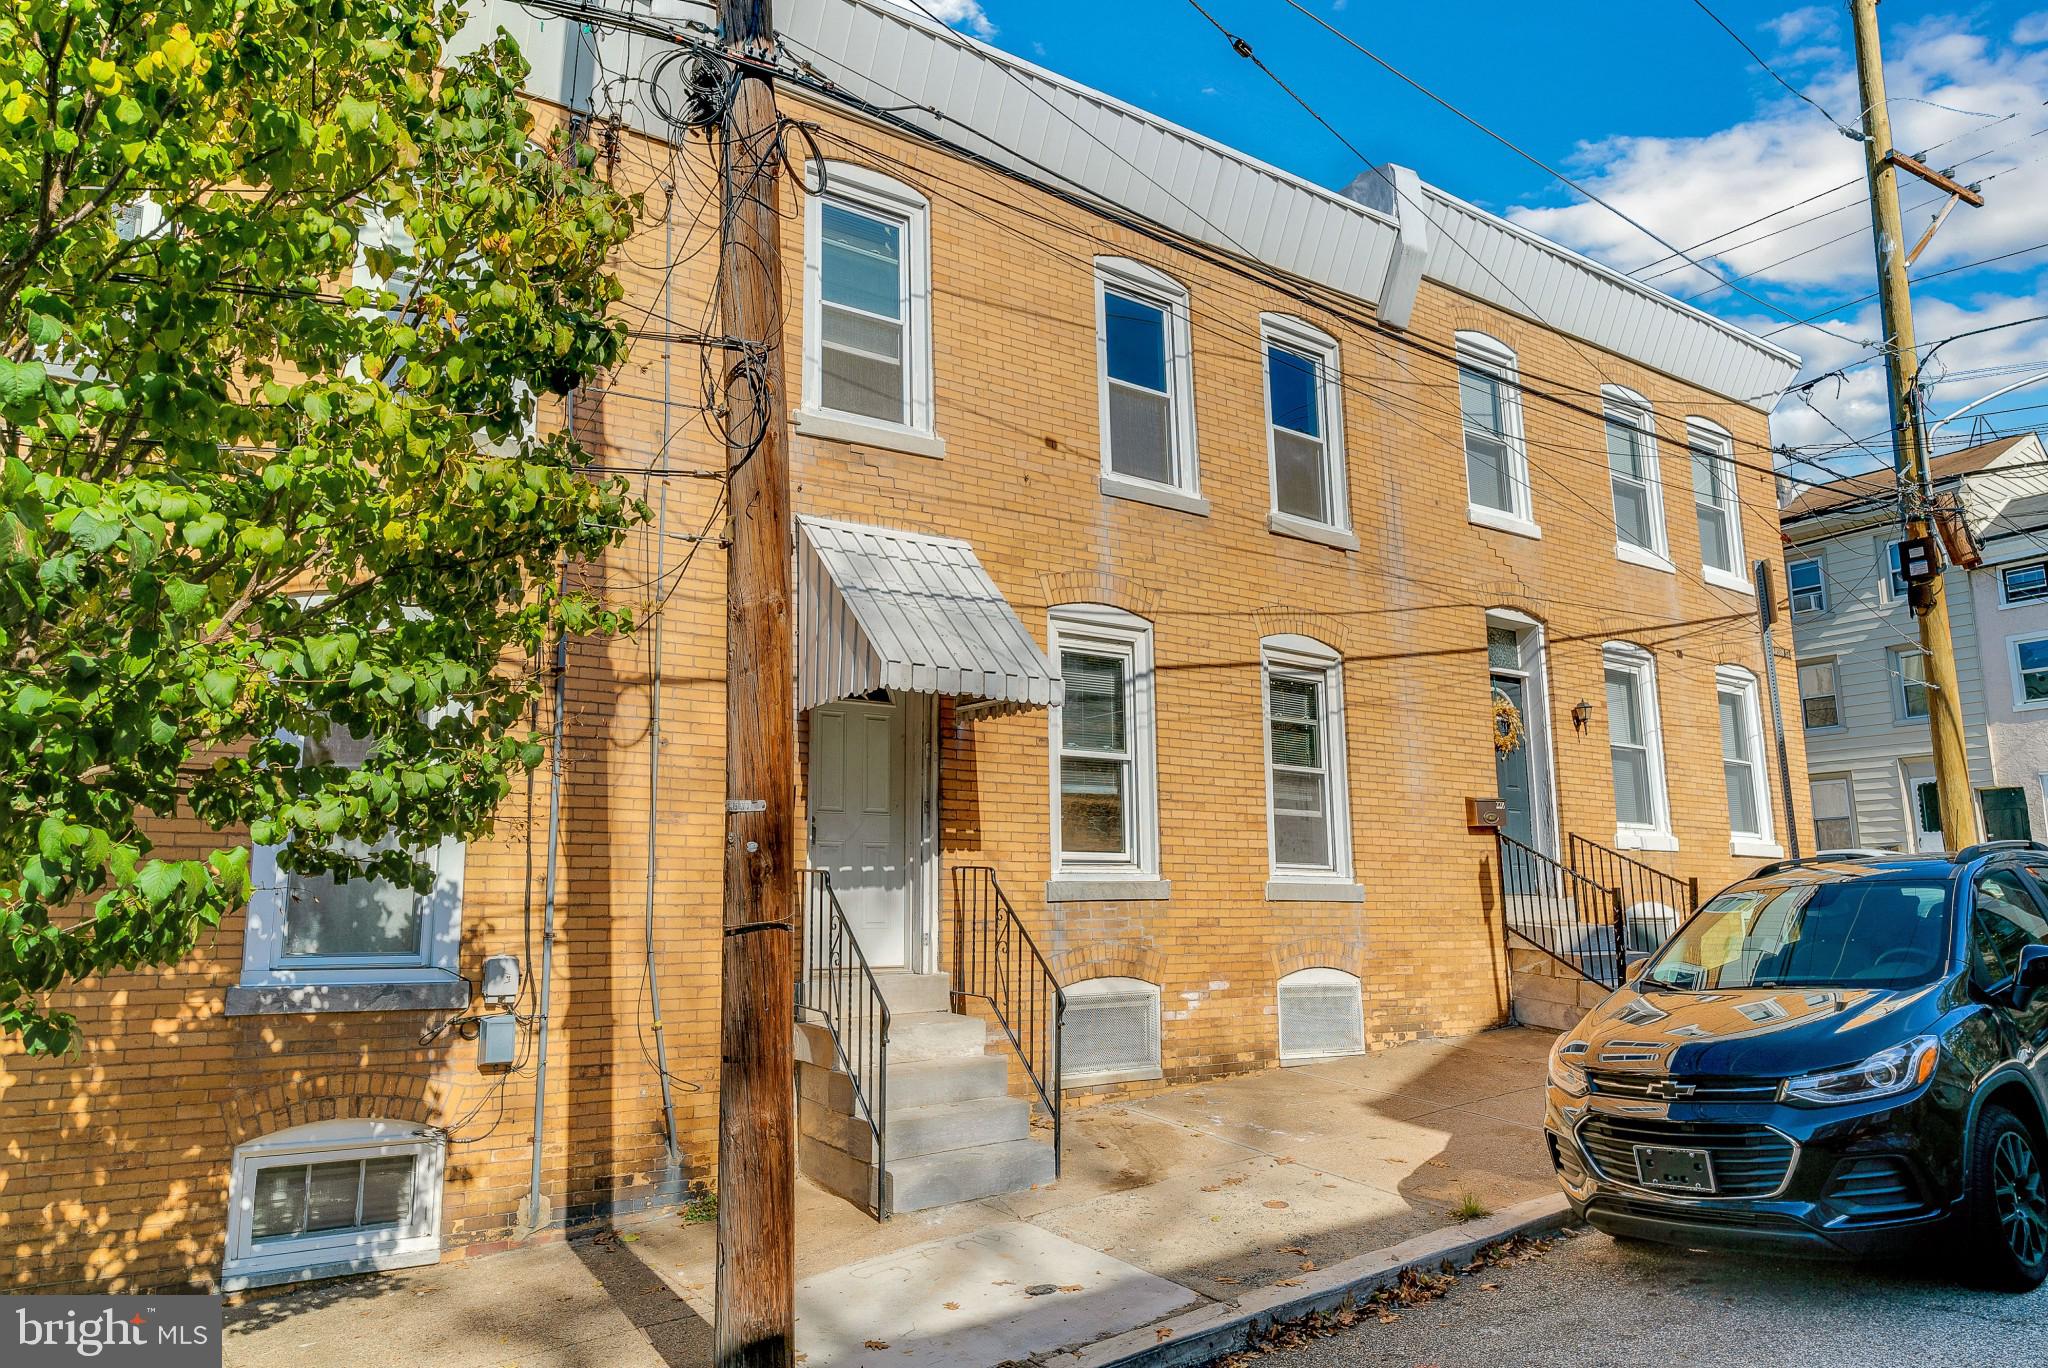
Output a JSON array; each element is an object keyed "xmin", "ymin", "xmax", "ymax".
[{"xmin": 796, "ymin": 516, "xmax": 1063, "ymax": 717}]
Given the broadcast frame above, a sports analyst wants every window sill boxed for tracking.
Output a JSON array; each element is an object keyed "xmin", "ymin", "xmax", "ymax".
[
  {"xmin": 793, "ymin": 407, "xmax": 947, "ymax": 460},
  {"xmin": 1731, "ymin": 837, "xmax": 1786, "ymax": 859},
  {"xmin": 1266, "ymin": 879, "xmax": 1366, "ymax": 903},
  {"xmin": 221, "ymin": 1241, "xmax": 442, "ymax": 1293},
  {"xmin": 1468, "ymin": 505, "xmax": 1541, "ymax": 540},
  {"xmin": 1062, "ymin": 1064, "xmax": 1163, "ymax": 1090},
  {"xmin": 1613, "ymin": 828, "xmax": 1679, "ymax": 853},
  {"xmin": 1615, "ymin": 542, "xmax": 1675, "ymax": 574},
  {"xmin": 1099, "ymin": 472, "xmax": 1211, "ymax": 517},
  {"xmin": 225, "ymin": 976, "xmax": 471, "ymax": 1016},
  {"xmin": 1045, "ymin": 877, "xmax": 1172, "ymax": 903},
  {"xmin": 1701, "ymin": 564, "xmax": 1754, "ymax": 595},
  {"xmin": 1268, "ymin": 512, "xmax": 1359, "ymax": 551}
]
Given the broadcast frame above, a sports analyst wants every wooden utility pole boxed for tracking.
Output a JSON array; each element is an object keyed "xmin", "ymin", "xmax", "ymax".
[
  {"xmin": 713, "ymin": 0, "xmax": 796, "ymax": 1362},
  {"xmin": 1849, "ymin": 0, "xmax": 1978, "ymax": 848}
]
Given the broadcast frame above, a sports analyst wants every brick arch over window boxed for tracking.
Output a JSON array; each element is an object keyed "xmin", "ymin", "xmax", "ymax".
[
  {"xmin": 1036, "ymin": 570, "xmax": 1161, "ymax": 620},
  {"xmin": 1471, "ymin": 582, "xmax": 1555, "ymax": 625},
  {"xmin": 220, "ymin": 1069, "xmax": 448, "ymax": 1147},
  {"xmin": 1271, "ymin": 936, "xmax": 1366, "ymax": 980},
  {"xmin": 1253, "ymin": 608, "xmax": 1353, "ymax": 654},
  {"xmin": 1052, "ymin": 939, "xmax": 1165, "ymax": 988}
]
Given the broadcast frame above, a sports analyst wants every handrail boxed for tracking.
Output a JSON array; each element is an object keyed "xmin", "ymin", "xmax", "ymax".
[
  {"xmin": 951, "ymin": 866, "xmax": 1064, "ymax": 1178},
  {"xmin": 795, "ymin": 869, "xmax": 892, "ymax": 1219},
  {"xmin": 1566, "ymin": 832, "xmax": 1698, "ymax": 958},
  {"xmin": 1498, "ymin": 833, "xmax": 1625, "ymax": 988}
]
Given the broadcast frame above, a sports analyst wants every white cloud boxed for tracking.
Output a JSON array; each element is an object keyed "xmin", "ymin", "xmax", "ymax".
[
  {"xmin": 1763, "ymin": 6, "xmax": 1837, "ymax": 48},
  {"xmin": 2017, "ymin": 12, "xmax": 2048, "ymax": 45},
  {"xmin": 882, "ymin": 0, "xmax": 996, "ymax": 39}
]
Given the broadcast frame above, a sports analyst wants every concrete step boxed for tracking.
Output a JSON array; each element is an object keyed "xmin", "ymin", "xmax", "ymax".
[
  {"xmin": 884, "ymin": 1137, "xmax": 1057, "ymax": 1213},
  {"xmin": 888, "ymin": 1011, "xmax": 988, "ymax": 1064},
  {"xmin": 874, "ymin": 972, "xmax": 953, "ymax": 1015},
  {"xmin": 797, "ymin": 1053, "xmax": 1011, "ymax": 1118},
  {"xmin": 802, "ymin": 1094, "xmax": 1032, "ymax": 1162}
]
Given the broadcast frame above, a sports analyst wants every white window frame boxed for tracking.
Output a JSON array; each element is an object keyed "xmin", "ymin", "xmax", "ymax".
[
  {"xmin": 1047, "ymin": 604, "xmax": 1160, "ymax": 882},
  {"xmin": 1259, "ymin": 314, "xmax": 1352, "ymax": 547},
  {"xmin": 1787, "ymin": 556, "xmax": 1828, "ymax": 615},
  {"xmin": 1888, "ymin": 644, "xmax": 1931, "ymax": 722},
  {"xmin": 240, "ymin": 721, "xmax": 466, "ymax": 991},
  {"xmin": 1601, "ymin": 385, "xmax": 1671, "ymax": 572},
  {"xmin": 1881, "ymin": 536, "xmax": 1912, "ymax": 603},
  {"xmin": 1809, "ymin": 774, "xmax": 1858, "ymax": 850},
  {"xmin": 1456, "ymin": 331, "xmax": 1537, "ymax": 539},
  {"xmin": 1260, "ymin": 635, "xmax": 1355, "ymax": 890},
  {"xmin": 1716, "ymin": 665, "xmax": 1781, "ymax": 857},
  {"xmin": 1603, "ymin": 643, "xmax": 1676, "ymax": 852},
  {"xmin": 1276, "ymin": 966, "xmax": 1365, "ymax": 1064},
  {"xmin": 1060, "ymin": 975, "xmax": 1162, "ymax": 1087},
  {"xmin": 2008, "ymin": 633, "xmax": 2048, "ymax": 712},
  {"xmin": 797, "ymin": 162, "xmax": 937, "ymax": 455},
  {"xmin": 223, "ymin": 1119, "xmax": 444, "ymax": 1290},
  {"xmin": 2001, "ymin": 560, "xmax": 2048, "ymax": 607},
  {"xmin": 1797, "ymin": 656, "xmax": 1843, "ymax": 732},
  {"xmin": 1687, "ymin": 418, "xmax": 1750, "ymax": 593},
  {"xmin": 1094, "ymin": 257, "xmax": 1203, "ymax": 513}
]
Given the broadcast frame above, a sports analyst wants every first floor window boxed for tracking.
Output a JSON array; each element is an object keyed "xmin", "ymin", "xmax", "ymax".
[
  {"xmin": 1890, "ymin": 646, "xmax": 1930, "ymax": 719},
  {"xmin": 1061, "ymin": 976, "xmax": 1161, "ymax": 1084},
  {"xmin": 1982, "ymin": 787, "xmax": 2033, "ymax": 843},
  {"xmin": 225, "ymin": 1120, "xmax": 443, "ymax": 1288},
  {"xmin": 1716, "ymin": 668, "xmax": 1770, "ymax": 840},
  {"xmin": 1049, "ymin": 605, "xmax": 1157, "ymax": 875},
  {"xmin": 1797, "ymin": 658, "xmax": 1841, "ymax": 729},
  {"xmin": 1096, "ymin": 259, "xmax": 1197, "ymax": 495},
  {"xmin": 1262, "ymin": 636, "xmax": 1351, "ymax": 878},
  {"xmin": 1604, "ymin": 645, "xmax": 1669, "ymax": 835},
  {"xmin": 1810, "ymin": 777, "xmax": 1855, "ymax": 849},
  {"xmin": 1788, "ymin": 558, "xmax": 1827, "ymax": 614},
  {"xmin": 2014, "ymin": 636, "xmax": 2048, "ymax": 707}
]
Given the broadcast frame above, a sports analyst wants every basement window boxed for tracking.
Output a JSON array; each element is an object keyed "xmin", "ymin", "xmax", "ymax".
[
  {"xmin": 1277, "ymin": 967, "xmax": 1364, "ymax": 1063},
  {"xmin": 1061, "ymin": 976, "xmax": 1162, "ymax": 1086},
  {"xmin": 223, "ymin": 1120, "xmax": 444, "ymax": 1291}
]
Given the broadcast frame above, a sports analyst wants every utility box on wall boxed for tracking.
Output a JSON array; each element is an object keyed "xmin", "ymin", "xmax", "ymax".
[{"xmin": 478, "ymin": 1014, "xmax": 517, "ymax": 1068}]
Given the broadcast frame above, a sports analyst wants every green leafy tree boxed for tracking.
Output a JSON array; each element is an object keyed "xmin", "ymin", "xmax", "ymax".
[{"xmin": 0, "ymin": 0, "xmax": 644, "ymax": 1052}]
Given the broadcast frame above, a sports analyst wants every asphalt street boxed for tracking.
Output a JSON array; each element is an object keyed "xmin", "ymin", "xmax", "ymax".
[{"xmin": 1225, "ymin": 1226, "xmax": 2048, "ymax": 1368}]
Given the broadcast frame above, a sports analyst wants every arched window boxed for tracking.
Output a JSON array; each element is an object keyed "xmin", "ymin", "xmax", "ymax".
[
  {"xmin": 223, "ymin": 1119, "xmax": 444, "ymax": 1290},
  {"xmin": 1455, "ymin": 331, "xmax": 1533, "ymax": 536},
  {"xmin": 1277, "ymin": 967, "xmax": 1364, "ymax": 1062},
  {"xmin": 800, "ymin": 161, "xmax": 935, "ymax": 445},
  {"xmin": 1061, "ymin": 976, "xmax": 1162, "ymax": 1086},
  {"xmin": 1686, "ymin": 416, "xmax": 1747, "ymax": 590},
  {"xmin": 1600, "ymin": 384, "xmax": 1670, "ymax": 569}
]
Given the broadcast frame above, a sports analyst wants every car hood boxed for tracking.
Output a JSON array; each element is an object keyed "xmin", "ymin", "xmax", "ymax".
[{"xmin": 1572, "ymin": 980, "xmax": 1948, "ymax": 1077}]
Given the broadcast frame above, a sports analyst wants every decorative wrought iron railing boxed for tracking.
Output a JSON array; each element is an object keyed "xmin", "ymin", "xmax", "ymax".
[
  {"xmin": 1497, "ymin": 833, "xmax": 1626, "ymax": 988},
  {"xmin": 951, "ymin": 866, "xmax": 1064, "ymax": 1178},
  {"xmin": 1566, "ymin": 833, "xmax": 1699, "ymax": 959},
  {"xmin": 795, "ymin": 868, "xmax": 891, "ymax": 1218}
]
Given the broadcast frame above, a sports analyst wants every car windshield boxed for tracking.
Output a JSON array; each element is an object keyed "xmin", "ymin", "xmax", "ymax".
[{"xmin": 1641, "ymin": 877, "xmax": 1952, "ymax": 991}]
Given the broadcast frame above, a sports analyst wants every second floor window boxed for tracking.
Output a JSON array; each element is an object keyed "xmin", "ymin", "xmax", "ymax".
[
  {"xmin": 1689, "ymin": 420, "xmax": 1744, "ymax": 582},
  {"xmin": 1603, "ymin": 387, "xmax": 1666, "ymax": 562},
  {"xmin": 1262, "ymin": 316, "xmax": 1346, "ymax": 531},
  {"xmin": 1889, "ymin": 646, "xmax": 1930, "ymax": 720},
  {"xmin": 803, "ymin": 165, "xmax": 932, "ymax": 435},
  {"xmin": 1456, "ymin": 332, "xmax": 1532, "ymax": 532},
  {"xmin": 2003, "ymin": 561, "xmax": 2048, "ymax": 604},
  {"xmin": 2012, "ymin": 635, "xmax": 2048, "ymax": 708},
  {"xmin": 1788, "ymin": 557, "xmax": 1827, "ymax": 614},
  {"xmin": 1096, "ymin": 259, "xmax": 1197, "ymax": 497}
]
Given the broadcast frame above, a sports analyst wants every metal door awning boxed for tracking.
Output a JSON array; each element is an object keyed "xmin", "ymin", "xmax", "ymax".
[{"xmin": 796, "ymin": 516, "xmax": 1063, "ymax": 718}]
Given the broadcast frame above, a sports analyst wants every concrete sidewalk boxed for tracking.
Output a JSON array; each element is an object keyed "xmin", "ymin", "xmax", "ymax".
[{"xmin": 223, "ymin": 1027, "xmax": 1557, "ymax": 1368}]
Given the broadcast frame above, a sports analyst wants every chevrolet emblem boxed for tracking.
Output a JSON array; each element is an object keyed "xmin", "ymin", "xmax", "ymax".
[{"xmin": 1647, "ymin": 1078, "xmax": 1696, "ymax": 1101}]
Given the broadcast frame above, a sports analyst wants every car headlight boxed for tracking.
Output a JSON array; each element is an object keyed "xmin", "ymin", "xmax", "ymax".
[
  {"xmin": 1783, "ymin": 1035, "xmax": 1938, "ymax": 1105},
  {"xmin": 1548, "ymin": 1037, "xmax": 1590, "ymax": 1097}
]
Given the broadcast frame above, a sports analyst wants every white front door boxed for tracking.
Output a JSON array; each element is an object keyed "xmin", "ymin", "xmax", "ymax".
[
  {"xmin": 1903, "ymin": 760, "xmax": 1944, "ymax": 854},
  {"xmin": 808, "ymin": 699, "xmax": 910, "ymax": 968}
]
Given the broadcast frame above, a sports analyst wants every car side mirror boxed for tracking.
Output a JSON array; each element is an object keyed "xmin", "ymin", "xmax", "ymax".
[{"xmin": 2015, "ymin": 943, "xmax": 2048, "ymax": 1005}]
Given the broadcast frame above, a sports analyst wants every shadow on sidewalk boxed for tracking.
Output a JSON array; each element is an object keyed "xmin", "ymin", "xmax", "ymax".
[{"xmin": 568, "ymin": 1229, "xmax": 714, "ymax": 1366}]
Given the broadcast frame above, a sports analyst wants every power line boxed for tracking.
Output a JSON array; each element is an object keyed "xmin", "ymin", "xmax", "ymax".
[{"xmin": 1689, "ymin": 0, "xmax": 1862, "ymax": 139}]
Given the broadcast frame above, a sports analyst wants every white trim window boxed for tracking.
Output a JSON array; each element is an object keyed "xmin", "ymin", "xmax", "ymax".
[
  {"xmin": 1810, "ymin": 775, "xmax": 1857, "ymax": 849},
  {"xmin": 1797, "ymin": 657, "xmax": 1842, "ymax": 730},
  {"xmin": 1716, "ymin": 665, "xmax": 1778, "ymax": 854},
  {"xmin": 241, "ymin": 719, "xmax": 466, "ymax": 990},
  {"xmin": 1602, "ymin": 386, "xmax": 1670, "ymax": 570},
  {"xmin": 1688, "ymin": 418, "xmax": 1748, "ymax": 591},
  {"xmin": 1456, "ymin": 331, "xmax": 1535, "ymax": 537},
  {"xmin": 2010, "ymin": 634, "xmax": 2048, "ymax": 710},
  {"xmin": 1261, "ymin": 635, "xmax": 1352, "ymax": 882},
  {"xmin": 1048, "ymin": 605, "xmax": 1159, "ymax": 878},
  {"xmin": 1787, "ymin": 556, "xmax": 1827, "ymax": 615},
  {"xmin": 1095, "ymin": 257, "xmax": 1200, "ymax": 505},
  {"xmin": 1061, "ymin": 976, "xmax": 1162, "ymax": 1086},
  {"xmin": 1603, "ymin": 643, "xmax": 1674, "ymax": 850},
  {"xmin": 1276, "ymin": 967, "xmax": 1365, "ymax": 1063},
  {"xmin": 1882, "ymin": 537, "xmax": 1912, "ymax": 601},
  {"xmin": 801, "ymin": 163, "xmax": 934, "ymax": 437},
  {"xmin": 223, "ymin": 1119, "xmax": 444, "ymax": 1290},
  {"xmin": 1260, "ymin": 314, "xmax": 1349, "ymax": 538},
  {"xmin": 2001, "ymin": 560, "xmax": 2048, "ymax": 606},
  {"xmin": 1888, "ymin": 645, "xmax": 1930, "ymax": 721}
]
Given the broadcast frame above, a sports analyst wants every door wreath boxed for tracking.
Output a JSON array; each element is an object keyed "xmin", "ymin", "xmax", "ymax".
[{"xmin": 1492, "ymin": 686, "xmax": 1526, "ymax": 755}]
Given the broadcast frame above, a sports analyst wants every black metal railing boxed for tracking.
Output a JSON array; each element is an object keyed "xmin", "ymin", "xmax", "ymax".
[
  {"xmin": 795, "ymin": 868, "xmax": 891, "ymax": 1219},
  {"xmin": 1567, "ymin": 833, "xmax": 1699, "ymax": 958},
  {"xmin": 952, "ymin": 866, "xmax": 1064, "ymax": 1178},
  {"xmin": 1497, "ymin": 833, "xmax": 1626, "ymax": 988}
]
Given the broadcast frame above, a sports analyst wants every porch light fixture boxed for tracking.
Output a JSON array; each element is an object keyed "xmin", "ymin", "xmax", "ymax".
[{"xmin": 1572, "ymin": 698, "xmax": 1593, "ymax": 732}]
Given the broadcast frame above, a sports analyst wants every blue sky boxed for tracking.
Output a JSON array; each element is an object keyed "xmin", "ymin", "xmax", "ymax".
[{"xmin": 906, "ymin": 1, "xmax": 2048, "ymax": 475}]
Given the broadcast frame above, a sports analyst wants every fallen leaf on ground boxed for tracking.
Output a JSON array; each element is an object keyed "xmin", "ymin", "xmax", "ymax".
[
  {"xmin": 1425, "ymin": 1159, "xmax": 1449, "ymax": 1168},
  {"xmin": 1262, "ymin": 1200, "xmax": 1289, "ymax": 1209},
  {"xmin": 1274, "ymin": 1156, "xmax": 1295, "ymax": 1165},
  {"xmin": 1222, "ymin": 1175, "xmax": 1247, "ymax": 1186},
  {"xmin": 1298, "ymin": 1261, "xmax": 1316, "ymax": 1272},
  {"xmin": 1155, "ymin": 1328, "xmax": 1174, "ymax": 1340},
  {"xmin": 943, "ymin": 1302, "xmax": 960, "ymax": 1311},
  {"xmin": 1277, "ymin": 1245, "xmax": 1308, "ymax": 1256},
  {"xmin": 1200, "ymin": 1184, "xmax": 1222, "ymax": 1193},
  {"xmin": 1214, "ymin": 1275, "xmax": 1240, "ymax": 1285},
  {"xmin": 1059, "ymin": 1285, "xmax": 1083, "ymax": 1293},
  {"xmin": 1480, "ymin": 1283, "xmax": 1499, "ymax": 1291},
  {"xmin": 1375, "ymin": 1311, "xmax": 1400, "ymax": 1324},
  {"xmin": 1274, "ymin": 1278, "xmax": 1302, "ymax": 1287},
  {"xmin": 864, "ymin": 1341, "xmax": 889, "ymax": 1350},
  {"xmin": 1383, "ymin": 1157, "xmax": 1408, "ymax": 1165}
]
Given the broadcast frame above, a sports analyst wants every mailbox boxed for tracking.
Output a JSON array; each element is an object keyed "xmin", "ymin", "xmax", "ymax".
[{"xmin": 1466, "ymin": 796, "xmax": 1506, "ymax": 830}]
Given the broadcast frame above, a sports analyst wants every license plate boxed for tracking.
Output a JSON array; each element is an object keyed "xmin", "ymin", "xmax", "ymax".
[{"xmin": 1633, "ymin": 1144, "xmax": 1716, "ymax": 1193}]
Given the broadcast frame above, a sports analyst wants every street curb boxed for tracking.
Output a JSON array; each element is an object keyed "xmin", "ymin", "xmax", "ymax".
[{"xmin": 1038, "ymin": 1192, "xmax": 1574, "ymax": 1368}]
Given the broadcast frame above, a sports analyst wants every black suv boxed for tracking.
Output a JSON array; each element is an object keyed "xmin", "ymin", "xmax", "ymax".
[{"xmin": 1544, "ymin": 843, "xmax": 2048, "ymax": 1290}]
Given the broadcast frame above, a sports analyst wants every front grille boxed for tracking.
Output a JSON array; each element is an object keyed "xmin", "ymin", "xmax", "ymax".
[
  {"xmin": 1578, "ymin": 1115, "xmax": 1797, "ymax": 1198},
  {"xmin": 1821, "ymin": 1156, "xmax": 1923, "ymax": 1221},
  {"xmin": 1588, "ymin": 1071, "xmax": 1782, "ymax": 1104}
]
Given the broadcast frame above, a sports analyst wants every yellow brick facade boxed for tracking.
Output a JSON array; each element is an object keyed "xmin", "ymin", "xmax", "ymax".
[{"xmin": 0, "ymin": 90, "xmax": 1811, "ymax": 1292}]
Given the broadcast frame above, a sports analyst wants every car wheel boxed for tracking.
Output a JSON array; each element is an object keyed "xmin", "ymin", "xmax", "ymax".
[{"xmin": 1965, "ymin": 1105, "xmax": 2048, "ymax": 1291}]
